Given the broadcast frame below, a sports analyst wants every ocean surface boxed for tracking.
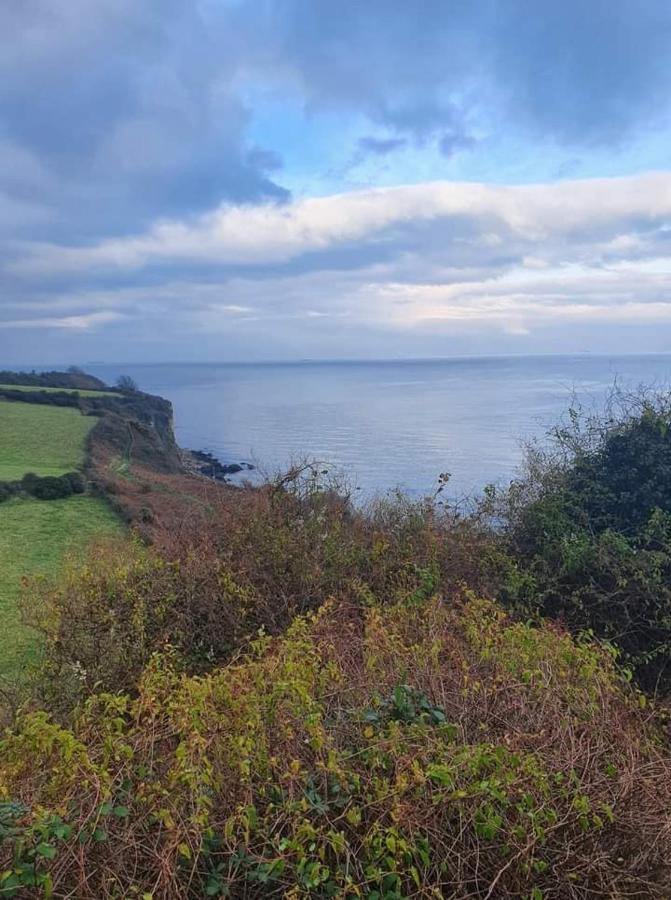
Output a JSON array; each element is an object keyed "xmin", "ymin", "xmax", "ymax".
[{"xmin": 89, "ymin": 355, "xmax": 671, "ymax": 500}]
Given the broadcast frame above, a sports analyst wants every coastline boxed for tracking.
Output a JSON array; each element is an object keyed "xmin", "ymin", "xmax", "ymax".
[{"xmin": 180, "ymin": 447, "xmax": 255, "ymax": 483}]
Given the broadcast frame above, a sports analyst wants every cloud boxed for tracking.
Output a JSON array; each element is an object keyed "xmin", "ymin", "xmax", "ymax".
[
  {"xmin": 252, "ymin": 0, "xmax": 671, "ymax": 148},
  {"xmin": 0, "ymin": 310, "xmax": 124, "ymax": 330},
  {"xmin": 0, "ymin": 0, "xmax": 288, "ymax": 244},
  {"xmin": 438, "ymin": 132, "xmax": 477, "ymax": 158},
  {"xmin": 1, "ymin": 0, "xmax": 670, "ymax": 255},
  {"xmin": 4, "ymin": 170, "xmax": 671, "ymax": 363},
  {"xmin": 357, "ymin": 136, "xmax": 408, "ymax": 156},
  {"xmin": 3, "ymin": 1, "xmax": 671, "ymax": 363},
  {"xmin": 12, "ymin": 172, "xmax": 671, "ymax": 276}
]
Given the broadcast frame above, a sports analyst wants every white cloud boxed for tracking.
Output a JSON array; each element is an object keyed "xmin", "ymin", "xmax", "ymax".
[
  {"xmin": 0, "ymin": 310, "xmax": 123, "ymax": 330},
  {"xmin": 5, "ymin": 171, "xmax": 671, "ymax": 347},
  {"xmin": 10, "ymin": 171, "xmax": 671, "ymax": 276}
]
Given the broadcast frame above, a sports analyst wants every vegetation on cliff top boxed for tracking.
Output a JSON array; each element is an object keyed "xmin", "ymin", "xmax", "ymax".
[
  {"xmin": 0, "ymin": 384, "xmax": 118, "ymax": 398},
  {"xmin": 2, "ymin": 379, "xmax": 671, "ymax": 897}
]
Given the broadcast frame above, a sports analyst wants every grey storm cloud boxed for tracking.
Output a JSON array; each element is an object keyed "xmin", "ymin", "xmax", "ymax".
[
  {"xmin": 2, "ymin": 0, "xmax": 671, "ymax": 239},
  {"xmin": 258, "ymin": 0, "xmax": 671, "ymax": 144},
  {"xmin": 0, "ymin": 0, "xmax": 288, "ymax": 243}
]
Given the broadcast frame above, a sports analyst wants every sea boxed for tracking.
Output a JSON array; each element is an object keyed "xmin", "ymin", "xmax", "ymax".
[{"xmin": 88, "ymin": 354, "xmax": 671, "ymax": 500}]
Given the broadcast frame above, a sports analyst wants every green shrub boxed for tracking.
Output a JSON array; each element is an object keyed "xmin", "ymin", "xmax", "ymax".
[
  {"xmin": 498, "ymin": 392, "xmax": 671, "ymax": 691},
  {"xmin": 30, "ymin": 476, "xmax": 73, "ymax": 501},
  {"xmin": 20, "ymin": 471, "xmax": 85, "ymax": 501},
  {"xmin": 61, "ymin": 471, "xmax": 85, "ymax": 494},
  {"xmin": 21, "ymin": 472, "xmax": 39, "ymax": 493}
]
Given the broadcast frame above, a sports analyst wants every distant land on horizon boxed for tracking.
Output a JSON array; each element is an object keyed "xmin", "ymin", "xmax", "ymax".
[{"xmin": 18, "ymin": 349, "xmax": 670, "ymax": 371}]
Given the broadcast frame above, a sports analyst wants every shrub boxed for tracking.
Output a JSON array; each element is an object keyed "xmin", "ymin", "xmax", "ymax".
[
  {"xmin": 21, "ymin": 472, "xmax": 39, "ymax": 493},
  {"xmin": 496, "ymin": 391, "xmax": 671, "ymax": 691},
  {"xmin": 20, "ymin": 471, "xmax": 85, "ymax": 501},
  {"xmin": 61, "ymin": 471, "xmax": 85, "ymax": 494},
  {"xmin": 30, "ymin": 476, "xmax": 73, "ymax": 501},
  {"xmin": 1, "ymin": 596, "xmax": 669, "ymax": 898},
  {"xmin": 22, "ymin": 536, "xmax": 300, "ymax": 711}
]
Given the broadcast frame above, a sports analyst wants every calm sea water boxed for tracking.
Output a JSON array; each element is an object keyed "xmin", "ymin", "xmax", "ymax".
[{"xmin": 89, "ymin": 355, "xmax": 671, "ymax": 499}]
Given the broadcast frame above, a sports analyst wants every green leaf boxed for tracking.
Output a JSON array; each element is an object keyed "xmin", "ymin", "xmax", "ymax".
[
  {"xmin": 52, "ymin": 823, "xmax": 72, "ymax": 840},
  {"xmin": 113, "ymin": 806, "xmax": 130, "ymax": 818}
]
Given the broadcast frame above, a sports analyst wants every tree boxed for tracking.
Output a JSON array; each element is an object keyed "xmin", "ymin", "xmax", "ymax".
[{"xmin": 115, "ymin": 375, "xmax": 139, "ymax": 392}]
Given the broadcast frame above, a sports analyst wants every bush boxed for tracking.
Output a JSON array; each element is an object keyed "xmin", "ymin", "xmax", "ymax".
[
  {"xmin": 20, "ymin": 472, "xmax": 39, "ymax": 493},
  {"xmin": 497, "ymin": 391, "xmax": 671, "ymax": 691},
  {"xmin": 61, "ymin": 471, "xmax": 85, "ymax": 494},
  {"xmin": 21, "ymin": 471, "xmax": 85, "ymax": 501},
  {"xmin": 30, "ymin": 476, "xmax": 73, "ymax": 501},
  {"xmin": 1, "ymin": 596, "xmax": 669, "ymax": 898}
]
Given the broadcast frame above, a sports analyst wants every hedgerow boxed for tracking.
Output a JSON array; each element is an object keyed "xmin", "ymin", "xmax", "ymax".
[{"xmin": 2, "ymin": 595, "xmax": 669, "ymax": 898}]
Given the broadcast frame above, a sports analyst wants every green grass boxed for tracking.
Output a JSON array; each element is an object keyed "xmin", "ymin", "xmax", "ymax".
[
  {"xmin": 0, "ymin": 400, "xmax": 97, "ymax": 480},
  {"xmin": 0, "ymin": 495, "xmax": 122, "ymax": 678},
  {"xmin": 0, "ymin": 384, "xmax": 118, "ymax": 397},
  {"xmin": 0, "ymin": 398, "xmax": 123, "ymax": 678}
]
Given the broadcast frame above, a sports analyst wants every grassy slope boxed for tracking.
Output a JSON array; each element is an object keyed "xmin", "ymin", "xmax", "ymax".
[
  {"xmin": 0, "ymin": 398, "xmax": 123, "ymax": 678},
  {"xmin": 0, "ymin": 384, "xmax": 118, "ymax": 397},
  {"xmin": 0, "ymin": 400, "xmax": 96, "ymax": 480},
  {"xmin": 0, "ymin": 496, "xmax": 121, "ymax": 678}
]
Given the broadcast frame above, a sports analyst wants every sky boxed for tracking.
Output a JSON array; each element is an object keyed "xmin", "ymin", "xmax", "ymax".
[{"xmin": 2, "ymin": 0, "xmax": 671, "ymax": 365}]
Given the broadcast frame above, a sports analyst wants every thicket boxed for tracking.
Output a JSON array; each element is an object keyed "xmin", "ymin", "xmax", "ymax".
[
  {"xmin": 2, "ymin": 597, "xmax": 670, "ymax": 898},
  {"xmin": 21, "ymin": 467, "xmax": 500, "ymax": 713},
  {"xmin": 0, "ymin": 482, "xmax": 17, "ymax": 503}
]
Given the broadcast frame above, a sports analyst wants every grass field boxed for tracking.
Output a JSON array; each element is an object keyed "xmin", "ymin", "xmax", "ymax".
[
  {"xmin": 1, "ymin": 397, "xmax": 124, "ymax": 678},
  {"xmin": 0, "ymin": 495, "xmax": 122, "ymax": 678},
  {"xmin": 0, "ymin": 384, "xmax": 118, "ymax": 397},
  {"xmin": 0, "ymin": 400, "xmax": 97, "ymax": 480}
]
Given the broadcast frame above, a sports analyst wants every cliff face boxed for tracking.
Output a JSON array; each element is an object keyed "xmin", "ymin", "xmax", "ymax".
[{"xmin": 86, "ymin": 392, "xmax": 183, "ymax": 473}]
